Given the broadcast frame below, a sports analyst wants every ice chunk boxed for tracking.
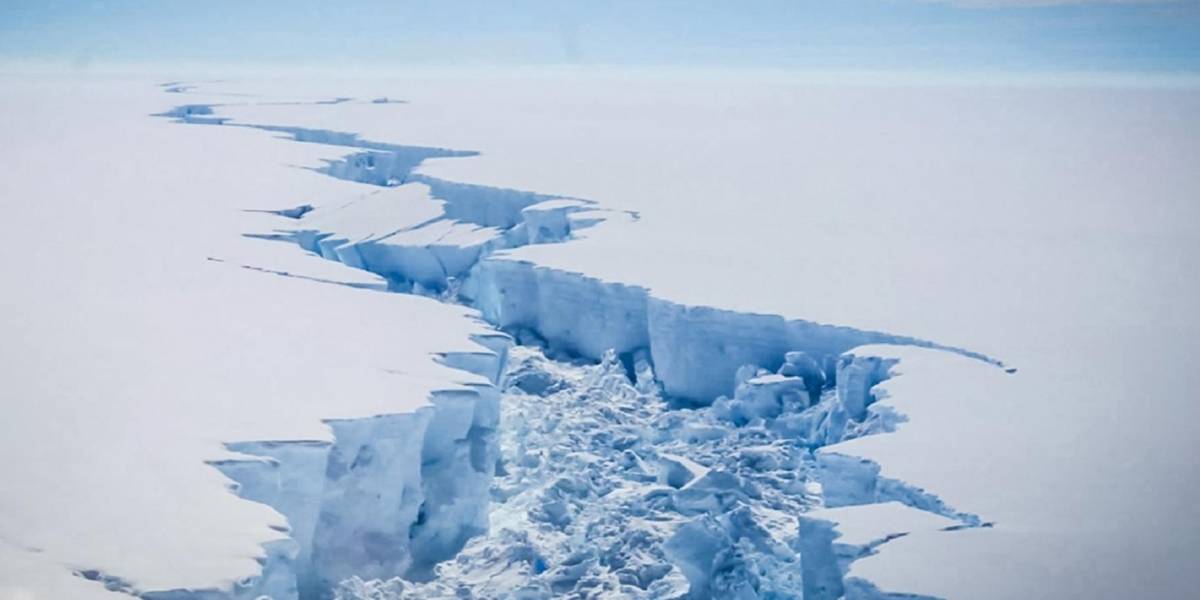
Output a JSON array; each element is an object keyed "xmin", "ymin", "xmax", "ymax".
[
  {"xmin": 715, "ymin": 373, "xmax": 809, "ymax": 425},
  {"xmin": 836, "ymin": 354, "xmax": 897, "ymax": 421},
  {"xmin": 520, "ymin": 199, "xmax": 588, "ymax": 244},
  {"xmin": 657, "ymin": 452, "xmax": 710, "ymax": 489}
]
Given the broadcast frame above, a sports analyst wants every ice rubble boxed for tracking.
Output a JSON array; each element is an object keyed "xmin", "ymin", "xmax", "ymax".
[
  {"xmin": 330, "ymin": 347, "xmax": 977, "ymax": 600},
  {"xmin": 148, "ymin": 97, "xmax": 990, "ymax": 599}
]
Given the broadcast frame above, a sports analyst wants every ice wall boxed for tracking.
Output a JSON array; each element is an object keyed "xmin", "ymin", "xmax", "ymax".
[
  {"xmin": 467, "ymin": 259, "xmax": 960, "ymax": 402},
  {"xmin": 185, "ymin": 337, "xmax": 510, "ymax": 600},
  {"xmin": 212, "ymin": 440, "xmax": 331, "ymax": 597}
]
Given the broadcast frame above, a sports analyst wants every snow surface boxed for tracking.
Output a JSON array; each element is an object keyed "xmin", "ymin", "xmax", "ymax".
[{"xmin": 2, "ymin": 71, "xmax": 1198, "ymax": 599}]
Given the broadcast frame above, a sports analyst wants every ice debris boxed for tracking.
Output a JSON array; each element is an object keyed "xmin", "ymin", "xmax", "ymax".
[{"xmin": 332, "ymin": 345, "xmax": 970, "ymax": 599}]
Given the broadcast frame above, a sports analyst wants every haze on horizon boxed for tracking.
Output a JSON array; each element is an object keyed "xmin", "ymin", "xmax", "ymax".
[{"xmin": 2, "ymin": 0, "xmax": 1199, "ymax": 82}]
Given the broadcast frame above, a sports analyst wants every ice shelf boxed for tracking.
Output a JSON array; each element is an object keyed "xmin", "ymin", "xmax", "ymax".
[{"xmin": 29, "ymin": 86, "xmax": 1003, "ymax": 599}]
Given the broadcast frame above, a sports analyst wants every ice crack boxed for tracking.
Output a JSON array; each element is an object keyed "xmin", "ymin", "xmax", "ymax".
[{"xmin": 137, "ymin": 87, "xmax": 999, "ymax": 600}]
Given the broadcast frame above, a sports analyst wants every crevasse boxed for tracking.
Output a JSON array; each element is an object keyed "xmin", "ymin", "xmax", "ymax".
[{"xmin": 133, "ymin": 93, "xmax": 996, "ymax": 600}]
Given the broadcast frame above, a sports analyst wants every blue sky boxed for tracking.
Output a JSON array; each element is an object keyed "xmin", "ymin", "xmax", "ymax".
[{"xmin": 1, "ymin": 1, "xmax": 1198, "ymax": 75}]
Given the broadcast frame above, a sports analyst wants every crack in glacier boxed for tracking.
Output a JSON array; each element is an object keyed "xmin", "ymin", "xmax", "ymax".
[
  {"xmin": 205, "ymin": 257, "xmax": 390, "ymax": 292},
  {"xmin": 137, "ymin": 88, "xmax": 1003, "ymax": 600}
]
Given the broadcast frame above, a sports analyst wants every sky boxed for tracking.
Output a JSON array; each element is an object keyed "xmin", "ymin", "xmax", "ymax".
[{"xmin": 1, "ymin": 0, "xmax": 1198, "ymax": 77}]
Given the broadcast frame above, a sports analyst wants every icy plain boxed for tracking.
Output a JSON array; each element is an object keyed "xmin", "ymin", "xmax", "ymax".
[{"xmin": 2, "ymin": 72, "xmax": 1198, "ymax": 599}]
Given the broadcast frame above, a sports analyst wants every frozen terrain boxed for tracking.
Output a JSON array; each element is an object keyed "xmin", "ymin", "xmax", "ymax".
[{"xmin": 1, "ymin": 72, "xmax": 1198, "ymax": 600}]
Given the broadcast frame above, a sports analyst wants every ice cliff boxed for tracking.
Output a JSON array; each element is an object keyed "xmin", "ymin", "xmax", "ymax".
[{"xmin": 178, "ymin": 333, "xmax": 509, "ymax": 600}]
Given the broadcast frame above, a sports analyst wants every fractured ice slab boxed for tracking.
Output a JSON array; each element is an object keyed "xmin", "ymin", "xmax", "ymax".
[
  {"xmin": 520, "ymin": 198, "xmax": 590, "ymax": 244},
  {"xmin": 795, "ymin": 502, "xmax": 959, "ymax": 600},
  {"xmin": 413, "ymin": 175, "xmax": 567, "ymax": 231},
  {"xmin": 712, "ymin": 373, "xmax": 809, "ymax": 425},
  {"xmin": 806, "ymin": 501, "xmax": 961, "ymax": 550},
  {"xmin": 211, "ymin": 227, "xmax": 391, "ymax": 292},
  {"xmin": 266, "ymin": 182, "xmax": 619, "ymax": 296},
  {"xmin": 657, "ymin": 452, "xmax": 710, "ymax": 489},
  {"xmin": 290, "ymin": 185, "xmax": 444, "ymax": 254},
  {"xmin": 816, "ymin": 449, "xmax": 979, "ymax": 527}
]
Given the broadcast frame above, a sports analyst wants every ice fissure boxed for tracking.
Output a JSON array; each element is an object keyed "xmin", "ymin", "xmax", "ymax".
[{"xmin": 137, "ymin": 94, "xmax": 997, "ymax": 599}]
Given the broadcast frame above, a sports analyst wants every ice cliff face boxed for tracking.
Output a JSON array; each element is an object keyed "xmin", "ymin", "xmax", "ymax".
[
  {"xmin": 140, "ymin": 94, "xmax": 995, "ymax": 600},
  {"xmin": 193, "ymin": 338, "xmax": 508, "ymax": 600},
  {"xmin": 464, "ymin": 257, "xmax": 997, "ymax": 403}
]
